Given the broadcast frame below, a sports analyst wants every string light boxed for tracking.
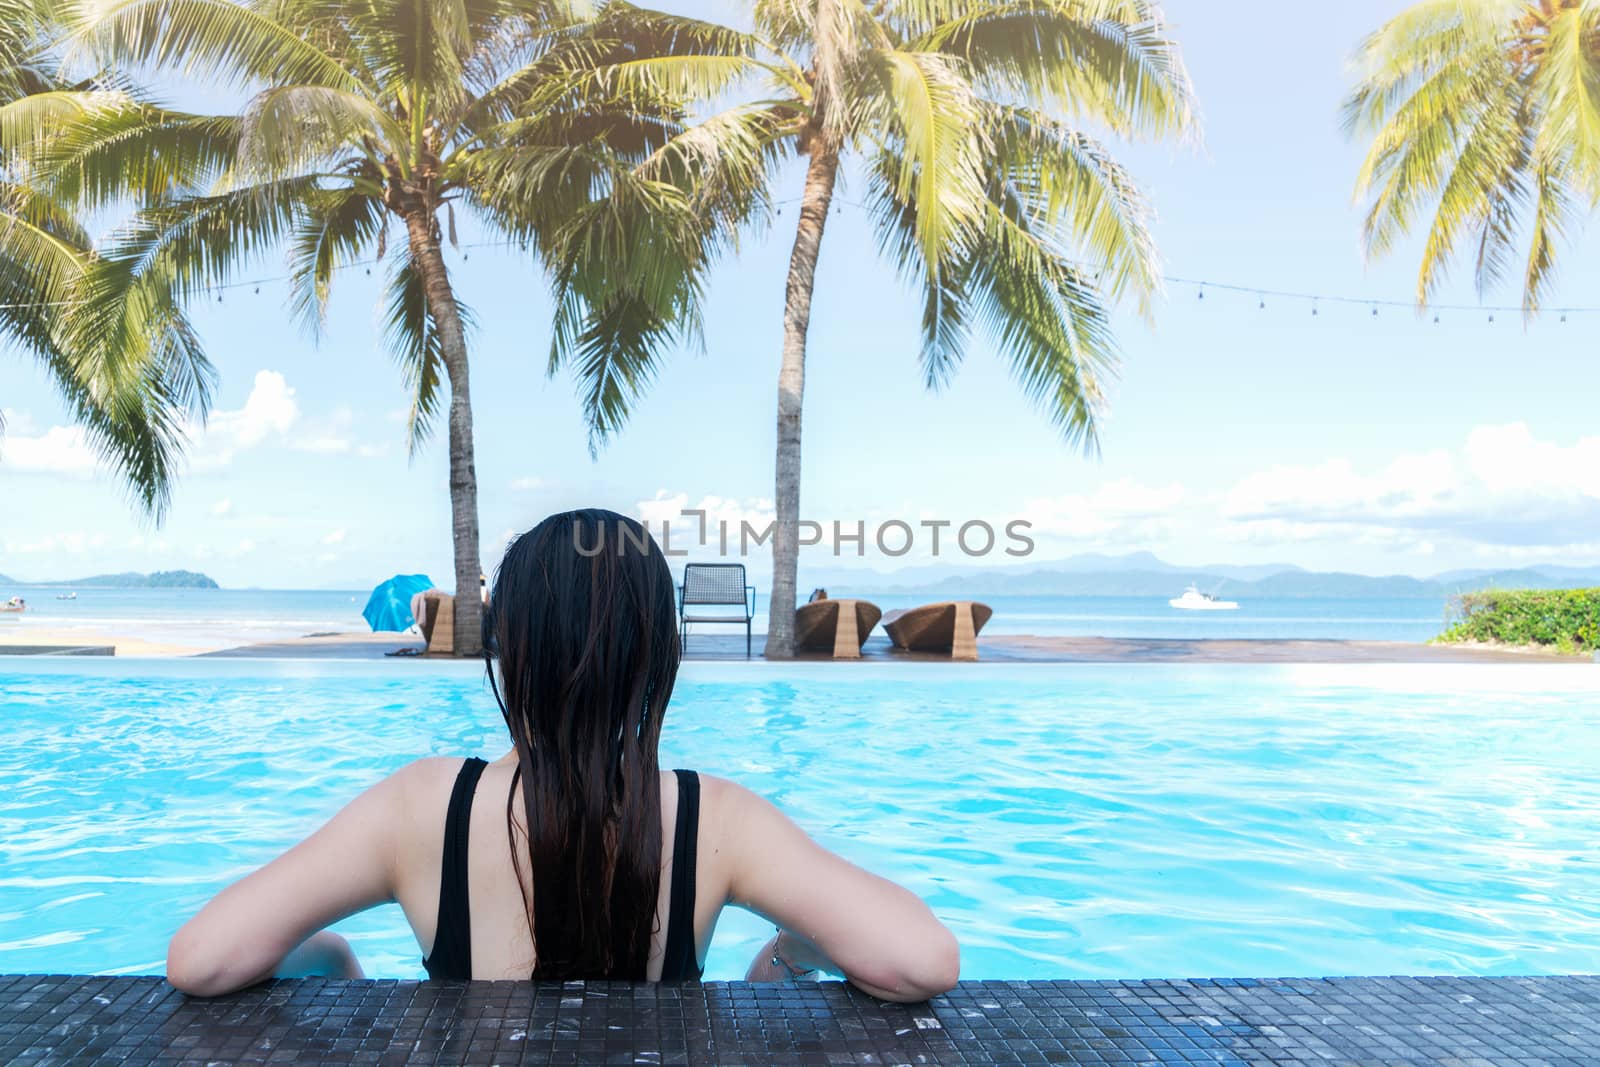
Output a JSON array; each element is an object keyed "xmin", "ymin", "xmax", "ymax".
[{"xmin": 2, "ymin": 224, "xmax": 1594, "ymax": 322}]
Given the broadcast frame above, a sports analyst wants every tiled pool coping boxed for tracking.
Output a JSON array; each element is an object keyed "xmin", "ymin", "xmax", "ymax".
[{"xmin": 3, "ymin": 975, "xmax": 1595, "ymax": 1065}]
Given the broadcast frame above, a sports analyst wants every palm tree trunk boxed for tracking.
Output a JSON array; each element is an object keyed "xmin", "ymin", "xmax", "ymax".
[
  {"xmin": 766, "ymin": 142, "xmax": 839, "ymax": 659},
  {"xmin": 405, "ymin": 212, "xmax": 483, "ymax": 656}
]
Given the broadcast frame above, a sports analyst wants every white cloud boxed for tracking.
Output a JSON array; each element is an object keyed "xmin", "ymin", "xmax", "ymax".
[
  {"xmin": 321, "ymin": 528, "xmax": 347, "ymax": 546},
  {"xmin": 1217, "ymin": 423, "xmax": 1600, "ymax": 553},
  {"xmin": 2, "ymin": 531, "xmax": 106, "ymax": 554},
  {"xmin": 1, "ymin": 425, "xmax": 98, "ymax": 477},
  {"xmin": 510, "ymin": 476, "xmax": 548, "ymax": 491},
  {"xmin": 1022, "ymin": 478, "xmax": 1188, "ymax": 540},
  {"xmin": 356, "ymin": 442, "xmax": 390, "ymax": 459},
  {"xmin": 295, "ymin": 435, "xmax": 351, "ymax": 455},
  {"xmin": 211, "ymin": 498, "xmax": 234, "ymax": 517},
  {"xmin": 209, "ymin": 370, "xmax": 298, "ymax": 447},
  {"xmin": 1463, "ymin": 422, "xmax": 1600, "ymax": 497},
  {"xmin": 637, "ymin": 491, "xmax": 776, "ymax": 550},
  {"xmin": 2, "ymin": 408, "xmax": 38, "ymax": 435},
  {"xmin": 188, "ymin": 370, "xmax": 300, "ymax": 470}
]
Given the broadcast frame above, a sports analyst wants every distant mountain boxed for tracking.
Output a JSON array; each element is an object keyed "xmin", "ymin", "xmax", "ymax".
[
  {"xmin": 807, "ymin": 555, "xmax": 1600, "ymax": 599},
  {"xmin": 9, "ymin": 569, "xmax": 220, "ymax": 589}
]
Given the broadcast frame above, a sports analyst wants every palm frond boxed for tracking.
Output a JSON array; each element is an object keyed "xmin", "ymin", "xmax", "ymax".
[
  {"xmin": 235, "ymin": 85, "xmax": 404, "ymax": 182},
  {"xmin": 1533, "ymin": 1, "xmax": 1600, "ymax": 205},
  {"xmin": 24, "ymin": 97, "xmax": 241, "ymax": 209},
  {"xmin": 865, "ymin": 136, "xmax": 1115, "ymax": 447},
  {"xmin": 986, "ymin": 105, "xmax": 1159, "ymax": 315},
  {"xmin": 912, "ymin": 0, "xmax": 1197, "ymax": 140},
  {"xmin": 866, "ymin": 48, "xmax": 987, "ymax": 264},
  {"xmin": 66, "ymin": 177, "xmax": 313, "ymax": 402},
  {"xmin": 63, "ymin": 0, "xmax": 364, "ymax": 91},
  {"xmin": 382, "ymin": 252, "xmax": 473, "ymax": 455},
  {"xmin": 537, "ymin": 170, "xmax": 709, "ymax": 450},
  {"xmin": 288, "ymin": 187, "xmax": 385, "ymax": 333}
]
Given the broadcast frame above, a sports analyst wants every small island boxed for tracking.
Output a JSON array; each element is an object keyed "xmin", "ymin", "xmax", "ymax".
[{"xmin": 1, "ymin": 570, "xmax": 220, "ymax": 589}]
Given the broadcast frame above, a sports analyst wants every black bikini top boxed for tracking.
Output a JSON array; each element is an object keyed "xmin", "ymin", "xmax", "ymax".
[{"xmin": 421, "ymin": 759, "xmax": 703, "ymax": 981}]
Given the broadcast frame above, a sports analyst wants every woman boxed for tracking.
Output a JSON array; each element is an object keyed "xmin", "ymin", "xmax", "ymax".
[{"xmin": 167, "ymin": 509, "xmax": 959, "ymax": 1001}]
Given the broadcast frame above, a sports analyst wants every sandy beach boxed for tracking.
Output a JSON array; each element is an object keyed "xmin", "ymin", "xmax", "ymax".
[
  {"xmin": 4, "ymin": 622, "xmax": 1587, "ymax": 663},
  {"xmin": 0, "ymin": 625, "xmax": 207, "ymax": 657}
]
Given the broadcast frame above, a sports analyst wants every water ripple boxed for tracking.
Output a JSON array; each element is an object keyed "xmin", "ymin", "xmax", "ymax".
[{"xmin": 1, "ymin": 661, "xmax": 1598, "ymax": 981}]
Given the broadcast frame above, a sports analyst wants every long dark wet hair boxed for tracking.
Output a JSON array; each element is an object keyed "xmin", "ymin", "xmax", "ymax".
[{"xmin": 482, "ymin": 509, "xmax": 681, "ymax": 979}]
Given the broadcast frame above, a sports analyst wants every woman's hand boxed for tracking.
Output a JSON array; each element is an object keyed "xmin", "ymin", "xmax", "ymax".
[
  {"xmin": 717, "ymin": 777, "xmax": 961, "ymax": 1002},
  {"xmin": 166, "ymin": 762, "xmax": 439, "ymax": 996},
  {"xmin": 744, "ymin": 929, "xmax": 835, "ymax": 982},
  {"xmin": 276, "ymin": 931, "xmax": 365, "ymax": 980}
]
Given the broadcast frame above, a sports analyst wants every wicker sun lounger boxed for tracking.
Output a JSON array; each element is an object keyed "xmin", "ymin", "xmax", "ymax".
[
  {"xmin": 414, "ymin": 591, "xmax": 455, "ymax": 655},
  {"xmin": 882, "ymin": 600, "xmax": 993, "ymax": 661},
  {"xmin": 794, "ymin": 597, "xmax": 882, "ymax": 658}
]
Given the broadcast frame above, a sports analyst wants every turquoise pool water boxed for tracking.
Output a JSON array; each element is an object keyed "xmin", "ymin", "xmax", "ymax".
[{"xmin": 2, "ymin": 660, "xmax": 1597, "ymax": 981}]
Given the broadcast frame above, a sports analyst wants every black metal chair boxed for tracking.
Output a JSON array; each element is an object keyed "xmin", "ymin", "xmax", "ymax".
[{"xmin": 678, "ymin": 563, "xmax": 756, "ymax": 657}]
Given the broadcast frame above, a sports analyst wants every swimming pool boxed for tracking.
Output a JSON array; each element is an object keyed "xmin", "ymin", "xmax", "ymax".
[{"xmin": 2, "ymin": 659, "xmax": 1598, "ymax": 981}]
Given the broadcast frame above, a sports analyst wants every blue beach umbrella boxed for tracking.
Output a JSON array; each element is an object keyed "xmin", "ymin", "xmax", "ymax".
[{"xmin": 363, "ymin": 574, "xmax": 436, "ymax": 632}]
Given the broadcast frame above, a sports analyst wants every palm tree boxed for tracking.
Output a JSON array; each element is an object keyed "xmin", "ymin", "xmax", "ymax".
[
  {"xmin": 0, "ymin": 0, "xmax": 210, "ymax": 518},
  {"xmin": 732, "ymin": 0, "xmax": 1195, "ymax": 656},
  {"xmin": 1345, "ymin": 0, "xmax": 1600, "ymax": 314},
  {"xmin": 42, "ymin": 0, "xmax": 768, "ymax": 653}
]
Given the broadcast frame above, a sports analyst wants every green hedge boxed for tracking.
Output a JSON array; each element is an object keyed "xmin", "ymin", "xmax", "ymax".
[{"xmin": 1438, "ymin": 588, "xmax": 1600, "ymax": 654}]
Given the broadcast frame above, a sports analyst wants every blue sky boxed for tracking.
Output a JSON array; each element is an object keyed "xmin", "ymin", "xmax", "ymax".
[{"xmin": 5, "ymin": 0, "xmax": 1600, "ymax": 590}]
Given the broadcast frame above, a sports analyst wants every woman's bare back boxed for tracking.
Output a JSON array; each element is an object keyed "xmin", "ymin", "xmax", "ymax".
[{"xmin": 392, "ymin": 754, "xmax": 726, "ymax": 981}]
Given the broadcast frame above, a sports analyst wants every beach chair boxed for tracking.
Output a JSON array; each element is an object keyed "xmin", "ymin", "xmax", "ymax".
[
  {"xmin": 882, "ymin": 600, "xmax": 993, "ymax": 661},
  {"xmin": 679, "ymin": 564, "xmax": 756, "ymax": 657},
  {"xmin": 416, "ymin": 591, "xmax": 456, "ymax": 655},
  {"xmin": 794, "ymin": 591, "xmax": 882, "ymax": 658}
]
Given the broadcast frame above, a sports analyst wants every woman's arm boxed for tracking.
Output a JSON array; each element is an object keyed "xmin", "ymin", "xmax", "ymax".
[
  {"xmin": 166, "ymin": 761, "xmax": 431, "ymax": 996},
  {"xmin": 716, "ymin": 778, "xmax": 960, "ymax": 1002}
]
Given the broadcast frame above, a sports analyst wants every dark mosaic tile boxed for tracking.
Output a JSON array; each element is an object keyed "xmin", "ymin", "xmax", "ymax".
[{"xmin": 0, "ymin": 975, "xmax": 1595, "ymax": 1064}]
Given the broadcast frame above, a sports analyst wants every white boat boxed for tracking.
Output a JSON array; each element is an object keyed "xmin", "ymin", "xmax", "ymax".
[
  {"xmin": 56, "ymin": 592, "xmax": 77, "ymax": 600},
  {"xmin": 1169, "ymin": 583, "xmax": 1238, "ymax": 611}
]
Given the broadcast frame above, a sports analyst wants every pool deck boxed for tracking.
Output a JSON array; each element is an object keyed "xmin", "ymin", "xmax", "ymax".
[
  {"xmin": 4, "ymin": 974, "xmax": 1596, "ymax": 1065},
  {"xmin": 183, "ymin": 631, "xmax": 1590, "ymax": 663}
]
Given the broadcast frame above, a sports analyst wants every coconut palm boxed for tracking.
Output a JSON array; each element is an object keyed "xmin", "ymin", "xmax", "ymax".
[
  {"xmin": 1345, "ymin": 0, "xmax": 1600, "ymax": 313},
  {"xmin": 40, "ymin": 0, "xmax": 770, "ymax": 653},
  {"xmin": 731, "ymin": 0, "xmax": 1195, "ymax": 656},
  {"xmin": 0, "ymin": 0, "xmax": 210, "ymax": 518}
]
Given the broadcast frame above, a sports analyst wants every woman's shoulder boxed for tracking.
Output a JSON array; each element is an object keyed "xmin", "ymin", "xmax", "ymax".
[
  {"xmin": 374, "ymin": 756, "xmax": 482, "ymax": 816},
  {"xmin": 392, "ymin": 755, "xmax": 476, "ymax": 788},
  {"xmin": 676, "ymin": 772, "xmax": 782, "ymax": 833}
]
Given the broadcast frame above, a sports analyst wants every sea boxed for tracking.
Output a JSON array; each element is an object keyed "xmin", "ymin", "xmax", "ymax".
[{"xmin": 0, "ymin": 586, "xmax": 1458, "ymax": 649}]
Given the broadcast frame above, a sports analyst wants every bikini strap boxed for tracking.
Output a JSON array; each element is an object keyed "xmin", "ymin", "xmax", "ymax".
[
  {"xmin": 423, "ymin": 756, "xmax": 488, "ymax": 979},
  {"xmin": 660, "ymin": 769, "xmax": 701, "ymax": 979}
]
